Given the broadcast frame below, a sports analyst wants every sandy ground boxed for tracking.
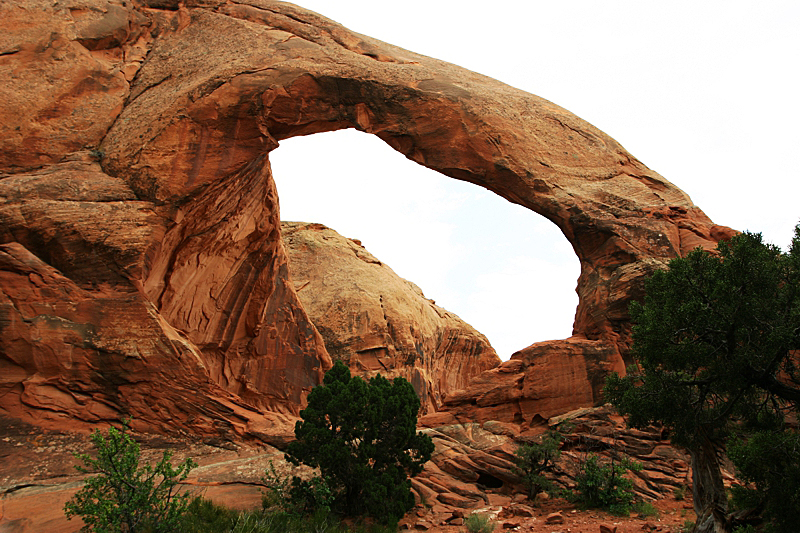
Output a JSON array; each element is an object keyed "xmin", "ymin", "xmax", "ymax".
[{"xmin": 399, "ymin": 495, "xmax": 695, "ymax": 533}]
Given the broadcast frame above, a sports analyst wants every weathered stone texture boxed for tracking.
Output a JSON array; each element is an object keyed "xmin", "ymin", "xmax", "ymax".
[
  {"xmin": 0, "ymin": 0, "xmax": 734, "ymax": 438},
  {"xmin": 281, "ymin": 222, "xmax": 500, "ymax": 412}
]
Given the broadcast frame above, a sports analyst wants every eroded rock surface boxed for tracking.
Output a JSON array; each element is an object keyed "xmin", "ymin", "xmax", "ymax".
[
  {"xmin": 426, "ymin": 338, "xmax": 626, "ymax": 430},
  {"xmin": 281, "ymin": 222, "xmax": 500, "ymax": 412},
  {"xmin": 0, "ymin": 1, "xmax": 329, "ymax": 439},
  {"xmin": 0, "ymin": 0, "xmax": 734, "ymax": 439},
  {"xmin": 407, "ymin": 405, "xmax": 698, "ymax": 520}
]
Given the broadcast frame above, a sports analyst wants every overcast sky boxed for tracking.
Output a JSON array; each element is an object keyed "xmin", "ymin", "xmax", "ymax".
[{"xmin": 270, "ymin": 1, "xmax": 800, "ymax": 360}]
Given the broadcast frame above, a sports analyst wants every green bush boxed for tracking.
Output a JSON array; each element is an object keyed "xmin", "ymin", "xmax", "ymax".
[
  {"xmin": 511, "ymin": 430, "xmax": 561, "ymax": 499},
  {"xmin": 287, "ymin": 475, "xmax": 334, "ymax": 516},
  {"xmin": 728, "ymin": 430, "xmax": 800, "ymax": 533},
  {"xmin": 604, "ymin": 225, "xmax": 800, "ymax": 532},
  {"xmin": 632, "ymin": 501, "xmax": 659, "ymax": 518},
  {"xmin": 464, "ymin": 512, "xmax": 495, "ymax": 533},
  {"xmin": 573, "ymin": 453, "xmax": 641, "ymax": 515},
  {"xmin": 179, "ymin": 498, "xmax": 238, "ymax": 533},
  {"xmin": 64, "ymin": 420, "xmax": 197, "ymax": 533},
  {"xmin": 261, "ymin": 460, "xmax": 291, "ymax": 512},
  {"xmin": 187, "ymin": 507, "xmax": 398, "ymax": 533},
  {"xmin": 286, "ymin": 361, "xmax": 434, "ymax": 524}
]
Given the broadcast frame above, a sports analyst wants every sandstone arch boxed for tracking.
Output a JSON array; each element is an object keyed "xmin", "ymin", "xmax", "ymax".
[{"xmin": 0, "ymin": 0, "xmax": 734, "ymax": 438}]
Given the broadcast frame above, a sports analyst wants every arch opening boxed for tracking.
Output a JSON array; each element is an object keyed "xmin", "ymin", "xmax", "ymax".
[{"xmin": 270, "ymin": 129, "xmax": 580, "ymax": 360}]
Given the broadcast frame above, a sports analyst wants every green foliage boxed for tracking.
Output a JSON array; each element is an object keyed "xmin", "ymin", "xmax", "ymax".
[
  {"xmin": 605, "ymin": 228, "xmax": 800, "ymax": 449},
  {"xmin": 464, "ymin": 512, "xmax": 495, "ymax": 533},
  {"xmin": 573, "ymin": 453, "xmax": 641, "ymax": 515},
  {"xmin": 673, "ymin": 485, "xmax": 687, "ymax": 501},
  {"xmin": 604, "ymin": 226, "xmax": 800, "ymax": 529},
  {"xmin": 287, "ymin": 475, "xmax": 334, "ymax": 516},
  {"xmin": 632, "ymin": 501, "xmax": 659, "ymax": 518},
  {"xmin": 261, "ymin": 460, "xmax": 291, "ymax": 512},
  {"xmin": 64, "ymin": 421, "xmax": 197, "ymax": 533},
  {"xmin": 511, "ymin": 430, "xmax": 561, "ymax": 498},
  {"xmin": 286, "ymin": 361, "xmax": 434, "ymax": 524},
  {"xmin": 728, "ymin": 431, "xmax": 800, "ymax": 533},
  {"xmin": 178, "ymin": 498, "xmax": 238, "ymax": 533},
  {"xmin": 261, "ymin": 461, "xmax": 333, "ymax": 517},
  {"xmin": 179, "ymin": 504, "xmax": 398, "ymax": 533}
]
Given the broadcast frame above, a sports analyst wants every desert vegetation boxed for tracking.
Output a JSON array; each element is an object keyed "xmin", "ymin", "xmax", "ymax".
[
  {"xmin": 64, "ymin": 361, "xmax": 432, "ymax": 532},
  {"xmin": 606, "ymin": 225, "xmax": 800, "ymax": 533},
  {"xmin": 64, "ymin": 421, "xmax": 196, "ymax": 533}
]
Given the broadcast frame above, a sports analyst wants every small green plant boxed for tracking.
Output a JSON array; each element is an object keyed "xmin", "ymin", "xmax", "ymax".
[
  {"xmin": 261, "ymin": 460, "xmax": 334, "ymax": 518},
  {"xmin": 261, "ymin": 460, "xmax": 291, "ymax": 511},
  {"xmin": 64, "ymin": 420, "xmax": 197, "ymax": 533},
  {"xmin": 673, "ymin": 484, "xmax": 687, "ymax": 501},
  {"xmin": 464, "ymin": 512, "xmax": 495, "ymax": 533},
  {"xmin": 632, "ymin": 501, "xmax": 659, "ymax": 518},
  {"xmin": 574, "ymin": 453, "xmax": 642, "ymax": 515},
  {"xmin": 288, "ymin": 475, "xmax": 334, "ymax": 516},
  {"xmin": 209, "ymin": 507, "xmax": 398, "ymax": 533},
  {"xmin": 512, "ymin": 429, "xmax": 561, "ymax": 499},
  {"xmin": 178, "ymin": 497, "xmax": 238, "ymax": 533},
  {"xmin": 681, "ymin": 520, "xmax": 695, "ymax": 533}
]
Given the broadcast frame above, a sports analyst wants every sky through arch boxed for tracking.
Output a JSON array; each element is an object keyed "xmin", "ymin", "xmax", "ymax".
[{"xmin": 270, "ymin": 129, "xmax": 580, "ymax": 360}]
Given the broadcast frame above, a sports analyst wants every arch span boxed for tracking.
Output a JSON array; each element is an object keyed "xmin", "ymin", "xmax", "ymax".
[
  {"xmin": 103, "ymin": 1, "xmax": 733, "ymax": 381},
  {"xmin": 0, "ymin": 1, "xmax": 736, "ymax": 440}
]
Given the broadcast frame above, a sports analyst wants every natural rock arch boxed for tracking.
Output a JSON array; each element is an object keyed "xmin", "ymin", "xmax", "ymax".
[
  {"xmin": 270, "ymin": 129, "xmax": 581, "ymax": 359},
  {"xmin": 0, "ymin": 0, "xmax": 734, "ymax": 438},
  {"xmin": 103, "ymin": 1, "xmax": 733, "ymax": 404}
]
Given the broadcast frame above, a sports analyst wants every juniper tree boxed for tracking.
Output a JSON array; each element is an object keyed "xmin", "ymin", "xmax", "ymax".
[
  {"xmin": 286, "ymin": 361, "xmax": 434, "ymax": 524},
  {"xmin": 605, "ymin": 225, "xmax": 800, "ymax": 533}
]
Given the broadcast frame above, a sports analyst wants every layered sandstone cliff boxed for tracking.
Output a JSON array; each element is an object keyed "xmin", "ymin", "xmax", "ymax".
[
  {"xmin": 0, "ymin": 0, "xmax": 734, "ymax": 439},
  {"xmin": 281, "ymin": 222, "xmax": 500, "ymax": 412}
]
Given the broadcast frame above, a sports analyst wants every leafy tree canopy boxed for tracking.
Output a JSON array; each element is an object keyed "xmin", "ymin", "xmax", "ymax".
[
  {"xmin": 605, "ymin": 225, "xmax": 800, "ymax": 533},
  {"xmin": 286, "ymin": 361, "xmax": 434, "ymax": 524}
]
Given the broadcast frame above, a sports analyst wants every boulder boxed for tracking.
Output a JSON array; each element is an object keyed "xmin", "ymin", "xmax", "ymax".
[{"xmin": 425, "ymin": 337, "xmax": 626, "ymax": 429}]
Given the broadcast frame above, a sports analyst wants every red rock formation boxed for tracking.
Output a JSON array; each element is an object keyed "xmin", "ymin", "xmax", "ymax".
[
  {"xmin": 0, "ymin": 1, "xmax": 329, "ymax": 438},
  {"xmin": 412, "ymin": 405, "xmax": 694, "ymax": 512},
  {"xmin": 0, "ymin": 0, "xmax": 734, "ymax": 438},
  {"xmin": 427, "ymin": 338, "xmax": 625, "ymax": 429},
  {"xmin": 281, "ymin": 222, "xmax": 500, "ymax": 412}
]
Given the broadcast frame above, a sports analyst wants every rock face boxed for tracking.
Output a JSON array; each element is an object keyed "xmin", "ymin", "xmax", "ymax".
[
  {"xmin": 0, "ymin": 0, "xmax": 329, "ymax": 439},
  {"xmin": 411, "ymin": 405, "xmax": 694, "ymax": 512},
  {"xmin": 427, "ymin": 339, "xmax": 625, "ymax": 430},
  {"xmin": 0, "ymin": 0, "xmax": 734, "ymax": 438},
  {"xmin": 281, "ymin": 222, "xmax": 500, "ymax": 413}
]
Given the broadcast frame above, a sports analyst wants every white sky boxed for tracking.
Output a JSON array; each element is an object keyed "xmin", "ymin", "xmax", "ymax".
[{"xmin": 271, "ymin": 1, "xmax": 800, "ymax": 360}]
